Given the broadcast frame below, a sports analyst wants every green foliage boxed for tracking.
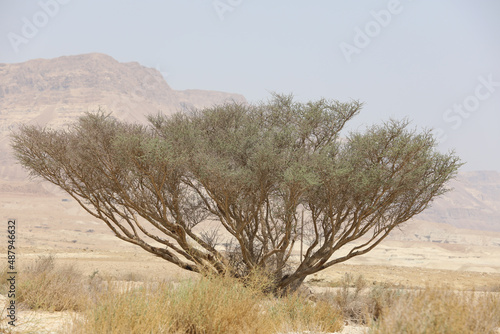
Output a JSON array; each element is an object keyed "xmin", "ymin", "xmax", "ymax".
[{"xmin": 11, "ymin": 94, "xmax": 462, "ymax": 293}]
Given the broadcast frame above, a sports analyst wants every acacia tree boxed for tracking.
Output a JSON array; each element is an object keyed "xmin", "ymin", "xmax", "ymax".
[{"xmin": 11, "ymin": 94, "xmax": 462, "ymax": 294}]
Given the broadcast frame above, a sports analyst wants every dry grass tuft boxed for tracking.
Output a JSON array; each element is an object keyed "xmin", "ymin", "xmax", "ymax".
[
  {"xmin": 3, "ymin": 258, "xmax": 498, "ymax": 334},
  {"xmin": 269, "ymin": 292, "xmax": 344, "ymax": 333},
  {"xmin": 72, "ymin": 274, "xmax": 272, "ymax": 334},
  {"xmin": 370, "ymin": 287, "xmax": 500, "ymax": 334},
  {"xmin": 15, "ymin": 255, "xmax": 93, "ymax": 312},
  {"xmin": 321, "ymin": 273, "xmax": 399, "ymax": 325},
  {"xmin": 321, "ymin": 272, "xmax": 500, "ymax": 334},
  {"xmin": 71, "ymin": 271, "xmax": 344, "ymax": 334}
]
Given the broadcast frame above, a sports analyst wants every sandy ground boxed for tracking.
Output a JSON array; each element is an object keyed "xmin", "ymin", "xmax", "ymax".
[
  {"xmin": 1, "ymin": 191, "xmax": 500, "ymax": 333},
  {"xmin": 2, "ymin": 191, "xmax": 499, "ymax": 284}
]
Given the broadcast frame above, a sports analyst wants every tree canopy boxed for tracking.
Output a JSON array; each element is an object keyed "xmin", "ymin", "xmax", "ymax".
[{"xmin": 11, "ymin": 94, "xmax": 462, "ymax": 293}]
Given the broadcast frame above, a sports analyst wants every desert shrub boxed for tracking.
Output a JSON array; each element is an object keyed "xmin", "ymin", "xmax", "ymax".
[
  {"xmin": 365, "ymin": 283, "xmax": 404, "ymax": 322},
  {"xmin": 16, "ymin": 255, "xmax": 91, "ymax": 312},
  {"xmin": 72, "ymin": 274, "xmax": 275, "ymax": 334},
  {"xmin": 269, "ymin": 292, "xmax": 344, "ymax": 333},
  {"xmin": 72, "ymin": 283, "xmax": 171, "ymax": 334},
  {"xmin": 331, "ymin": 273, "xmax": 370, "ymax": 322},
  {"xmin": 72, "ymin": 270, "xmax": 345, "ymax": 334},
  {"xmin": 370, "ymin": 287, "xmax": 500, "ymax": 334},
  {"xmin": 320, "ymin": 273, "xmax": 401, "ymax": 325},
  {"xmin": 165, "ymin": 274, "xmax": 274, "ymax": 334}
]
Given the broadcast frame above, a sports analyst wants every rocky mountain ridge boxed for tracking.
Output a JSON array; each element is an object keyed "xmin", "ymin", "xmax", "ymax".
[
  {"xmin": 0, "ymin": 53, "xmax": 245, "ymax": 125},
  {"xmin": 0, "ymin": 53, "xmax": 245, "ymax": 181}
]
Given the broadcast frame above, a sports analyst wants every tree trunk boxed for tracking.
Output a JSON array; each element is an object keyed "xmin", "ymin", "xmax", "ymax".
[{"xmin": 274, "ymin": 274, "xmax": 307, "ymax": 296}]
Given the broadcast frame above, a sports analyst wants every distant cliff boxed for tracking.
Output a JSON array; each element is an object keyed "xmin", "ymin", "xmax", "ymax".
[
  {"xmin": 416, "ymin": 171, "xmax": 500, "ymax": 232},
  {"xmin": 0, "ymin": 53, "xmax": 246, "ymax": 181}
]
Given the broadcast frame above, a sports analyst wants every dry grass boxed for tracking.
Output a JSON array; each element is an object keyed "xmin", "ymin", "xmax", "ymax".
[
  {"xmin": 321, "ymin": 273, "xmax": 400, "ymax": 324},
  {"xmin": 16, "ymin": 255, "xmax": 92, "ymax": 312},
  {"xmin": 71, "ymin": 272, "xmax": 343, "ymax": 334},
  {"xmin": 1, "ymin": 257, "xmax": 499, "ymax": 334},
  {"xmin": 0, "ymin": 256, "xmax": 93, "ymax": 333},
  {"xmin": 268, "ymin": 292, "xmax": 344, "ymax": 333},
  {"xmin": 321, "ymin": 273, "xmax": 500, "ymax": 333},
  {"xmin": 370, "ymin": 288, "xmax": 500, "ymax": 334}
]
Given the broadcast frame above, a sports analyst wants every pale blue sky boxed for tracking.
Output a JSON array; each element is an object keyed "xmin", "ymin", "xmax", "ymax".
[{"xmin": 1, "ymin": 0, "xmax": 499, "ymax": 171}]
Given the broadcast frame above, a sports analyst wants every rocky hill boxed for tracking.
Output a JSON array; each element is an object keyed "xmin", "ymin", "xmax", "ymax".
[
  {"xmin": 416, "ymin": 171, "xmax": 500, "ymax": 232},
  {"xmin": 0, "ymin": 53, "xmax": 245, "ymax": 181}
]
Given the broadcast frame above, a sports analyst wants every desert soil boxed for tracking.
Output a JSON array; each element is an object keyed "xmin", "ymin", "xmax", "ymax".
[{"xmin": 1, "ymin": 190, "xmax": 500, "ymax": 333}]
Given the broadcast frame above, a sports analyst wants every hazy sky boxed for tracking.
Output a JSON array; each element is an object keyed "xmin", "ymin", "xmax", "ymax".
[{"xmin": 1, "ymin": 0, "xmax": 499, "ymax": 171}]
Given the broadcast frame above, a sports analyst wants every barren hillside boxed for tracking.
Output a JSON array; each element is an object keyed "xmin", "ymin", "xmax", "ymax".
[
  {"xmin": 0, "ymin": 53, "xmax": 245, "ymax": 181},
  {"xmin": 416, "ymin": 171, "xmax": 500, "ymax": 231}
]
